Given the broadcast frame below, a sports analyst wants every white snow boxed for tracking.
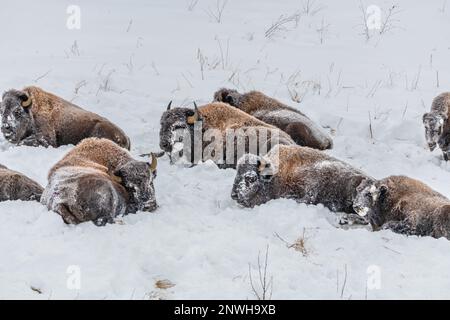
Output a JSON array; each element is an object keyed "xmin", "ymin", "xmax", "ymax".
[{"xmin": 1, "ymin": 0, "xmax": 450, "ymax": 299}]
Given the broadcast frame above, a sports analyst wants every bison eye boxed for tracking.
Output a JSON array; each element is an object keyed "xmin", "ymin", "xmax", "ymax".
[{"xmin": 244, "ymin": 175, "xmax": 257, "ymax": 184}]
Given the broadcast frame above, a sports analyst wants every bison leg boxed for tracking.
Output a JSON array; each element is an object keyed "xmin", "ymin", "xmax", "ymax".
[
  {"xmin": 55, "ymin": 203, "xmax": 81, "ymax": 225},
  {"xmin": 338, "ymin": 213, "xmax": 369, "ymax": 226},
  {"xmin": 381, "ymin": 220, "xmax": 415, "ymax": 235}
]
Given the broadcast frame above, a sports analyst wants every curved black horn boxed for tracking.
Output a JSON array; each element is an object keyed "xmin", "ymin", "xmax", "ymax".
[{"xmin": 167, "ymin": 100, "xmax": 173, "ymax": 111}]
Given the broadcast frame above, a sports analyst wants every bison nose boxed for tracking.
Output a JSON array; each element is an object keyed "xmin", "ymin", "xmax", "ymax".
[
  {"xmin": 428, "ymin": 142, "xmax": 436, "ymax": 151},
  {"xmin": 160, "ymin": 141, "xmax": 171, "ymax": 152},
  {"xmin": 231, "ymin": 190, "xmax": 238, "ymax": 200},
  {"xmin": 142, "ymin": 200, "xmax": 158, "ymax": 212}
]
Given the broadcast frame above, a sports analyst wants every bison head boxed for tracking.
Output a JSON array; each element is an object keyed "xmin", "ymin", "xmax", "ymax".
[
  {"xmin": 423, "ymin": 112, "xmax": 445, "ymax": 151},
  {"xmin": 231, "ymin": 154, "xmax": 275, "ymax": 208},
  {"xmin": 353, "ymin": 178, "xmax": 387, "ymax": 230},
  {"xmin": 0, "ymin": 89, "xmax": 34, "ymax": 144},
  {"xmin": 159, "ymin": 101, "xmax": 202, "ymax": 164},
  {"xmin": 114, "ymin": 154, "xmax": 158, "ymax": 213},
  {"xmin": 213, "ymin": 88, "xmax": 242, "ymax": 107}
]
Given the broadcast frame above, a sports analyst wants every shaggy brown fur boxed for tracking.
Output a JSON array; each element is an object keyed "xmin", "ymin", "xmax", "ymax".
[
  {"xmin": 213, "ymin": 89, "xmax": 333, "ymax": 150},
  {"xmin": 232, "ymin": 144, "xmax": 371, "ymax": 226},
  {"xmin": 354, "ymin": 175, "xmax": 450, "ymax": 239},
  {"xmin": 1, "ymin": 86, "xmax": 130, "ymax": 149},
  {"xmin": 423, "ymin": 92, "xmax": 450, "ymax": 159},
  {"xmin": 48, "ymin": 137, "xmax": 132, "ymax": 180},
  {"xmin": 42, "ymin": 138, "xmax": 157, "ymax": 225},
  {"xmin": 159, "ymin": 102, "xmax": 295, "ymax": 169},
  {"xmin": 0, "ymin": 165, "xmax": 43, "ymax": 201}
]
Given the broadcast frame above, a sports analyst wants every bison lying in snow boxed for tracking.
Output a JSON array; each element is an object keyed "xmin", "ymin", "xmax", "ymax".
[
  {"xmin": 41, "ymin": 138, "xmax": 157, "ymax": 226},
  {"xmin": 0, "ymin": 86, "xmax": 130, "ymax": 149},
  {"xmin": 159, "ymin": 101, "xmax": 295, "ymax": 169},
  {"xmin": 0, "ymin": 164, "xmax": 43, "ymax": 202},
  {"xmin": 354, "ymin": 175, "xmax": 450, "ymax": 239},
  {"xmin": 231, "ymin": 144, "xmax": 370, "ymax": 224},
  {"xmin": 213, "ymin": 88, "xmax": 333, "ymax": 150},
  {"xmin": 423, "ymin": 92, "xmax": 450, "ymax": 160}
]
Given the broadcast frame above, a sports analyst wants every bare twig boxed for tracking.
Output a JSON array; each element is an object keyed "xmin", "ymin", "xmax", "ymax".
[
  {"xmin": 265, "ymin": 12, "xmax": 302, "ymax": 38},
  {"xmin": 439, "ymin": 0, "xmax": 447, "ymax": 13},
  {"xmin": 205, "ymin": 0, "xmax": 228, "ymax": 23},
  {"xmin": 197, "ymin": 48, "xmax": 206, "ymax": 80},
  {"xmin": 359, "ymin": 1, "xmax": 371, "ymax": 41},
  {"xmin": 74, "ymin": 80, "xmax": 87, "ymax": 94},
  {"xmin": 274, "ymin": 229, "xmax": 310, "ymax": 256},
  {"xmin": 340, "ymin": 264, "xmax": 348, "ymax": 298},
  {"xmin": 248, "ymin": 245, "xmax": 273, "ymax": 300},
  {"xmin": 126, "ymin": 19, "xmax": 133, "ymax": 32},
  {"xmin": 186, "ymin": 0, "xmax": 199, "ymax": 11},
  {"xmin": 152, "ymin": 61, "xmax": 160, "ymax": 76},
  {"xmin": 302, "ymin": 0, "xmax": 325, "ymax": 16},
  {"xmin": 316, "ymin": 18, "xmax": 330, "ymax": 44},
  {"xmin": 379, "ymin": 5, "xmax": 400, "ymax": 36},
  {"xmin": 33, "ymin": 70, "xmax": 52, "ymax": 83}
]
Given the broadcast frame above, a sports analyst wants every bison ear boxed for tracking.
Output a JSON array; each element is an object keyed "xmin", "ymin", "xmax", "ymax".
[
  {"xmin": 113, "ymin": 166, "xmax": 125, "ymax": 181},
  {"xmin": 187, "ymin": 102, "xmax": 201, "ymax": 124}
]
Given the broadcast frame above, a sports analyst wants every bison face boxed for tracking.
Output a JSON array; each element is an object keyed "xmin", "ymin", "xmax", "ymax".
[
  {"xmin": 353, "ymin": 179, "xmax": 386, "ymax": 229},
  {"xmin": 231, "ymin": 154, "xmax": 274, "ymax": 208},
  {"xmin": 159, "ymin": 105, "xmax": 198, "ymax": 163},
  {"xmin": 114, "ymin": 158, "xmax": 158, "ymax": 213},
  {"xmin": 213, "ymin": 88, "xmax": 242, "ymax": 107},
  {"xmin": 423, "ymin": 112, "xmax": 444, "ymax": 151},
  {"xmin": 0, "ymin": 90, "xmax": 34, "ymax": 144}
]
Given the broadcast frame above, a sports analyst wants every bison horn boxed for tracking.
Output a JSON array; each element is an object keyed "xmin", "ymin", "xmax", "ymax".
[
  {"xmin": 167, "ymin": 100, "xmax": 172, "ymax": 111},
  {"xmin": 187, "ymin": 101, "xmax": 200, "ymax": 124},
  {"xmin": 150, "ymin": 153, "xmax": 157, "ymax": 172},
  {"xmin": 21, "ymin": 94, "xmax": 32, "ymax": 108}
]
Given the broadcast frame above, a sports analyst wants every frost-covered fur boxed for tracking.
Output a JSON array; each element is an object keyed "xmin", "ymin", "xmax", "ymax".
[
  {"xmin": 214, "ymin": 88, "xmax": 333, "ymax": 150},
  {"xmin": 42, "ymin": 138, "xmax": 157, "ymax": 225},
  {"xmin": 0, "ymin": 164, "xmax": 43, "ymax": 202},
  {"xmin": 353, "ymin": 175, "xmax": 450, "ymax": 239},
  {"xmin": 0, "ymin": 86, "xmax": 130, "ymax": 149},
  {"xmin": 423, "ymin": 92, "xmax": 450, "ymax": 159},
  {"xmin": 159, "ymin": 102, "xmax": 295, "ymax": 169},
  {"xmin": 231, "ymin": 145, "xmax": 371, "ymax": 222}
]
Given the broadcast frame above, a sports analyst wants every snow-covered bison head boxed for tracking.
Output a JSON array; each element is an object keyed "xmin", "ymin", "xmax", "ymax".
[
  {"xmin": 423, "ymin": 112, "xmax": 444, "ymax": 151},
  {"xmin": 231, "ymin": 154, "xmax": 275, "ymax": 208},
  {"xmin": 0, "ymin": 89, "xmax": 34, "ymax": 144},
  {"xmin": 353, "ymin": 178, "xmax": 386, "ymax": 229},
  {"xmin": 213, "ymin": 88, "xmax": 242, "ymax": 108},
  {"xmin": 114, "ymin": 155, "xmax": 158, "ymax": 212},
  {"xmin": 159, "ymin": 101, "xmax": 201, "ymax": 162}
]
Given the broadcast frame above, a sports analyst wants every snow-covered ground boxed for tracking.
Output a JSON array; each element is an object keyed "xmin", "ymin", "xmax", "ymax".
[{"xmin": 1, "ymin": 0, "xmax": 450, "ymax": 299}]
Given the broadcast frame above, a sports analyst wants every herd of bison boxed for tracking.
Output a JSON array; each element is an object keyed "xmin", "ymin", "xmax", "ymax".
[{"xmin": 1, "ymin": 85, "xmax": 450, "ymax": 239}]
